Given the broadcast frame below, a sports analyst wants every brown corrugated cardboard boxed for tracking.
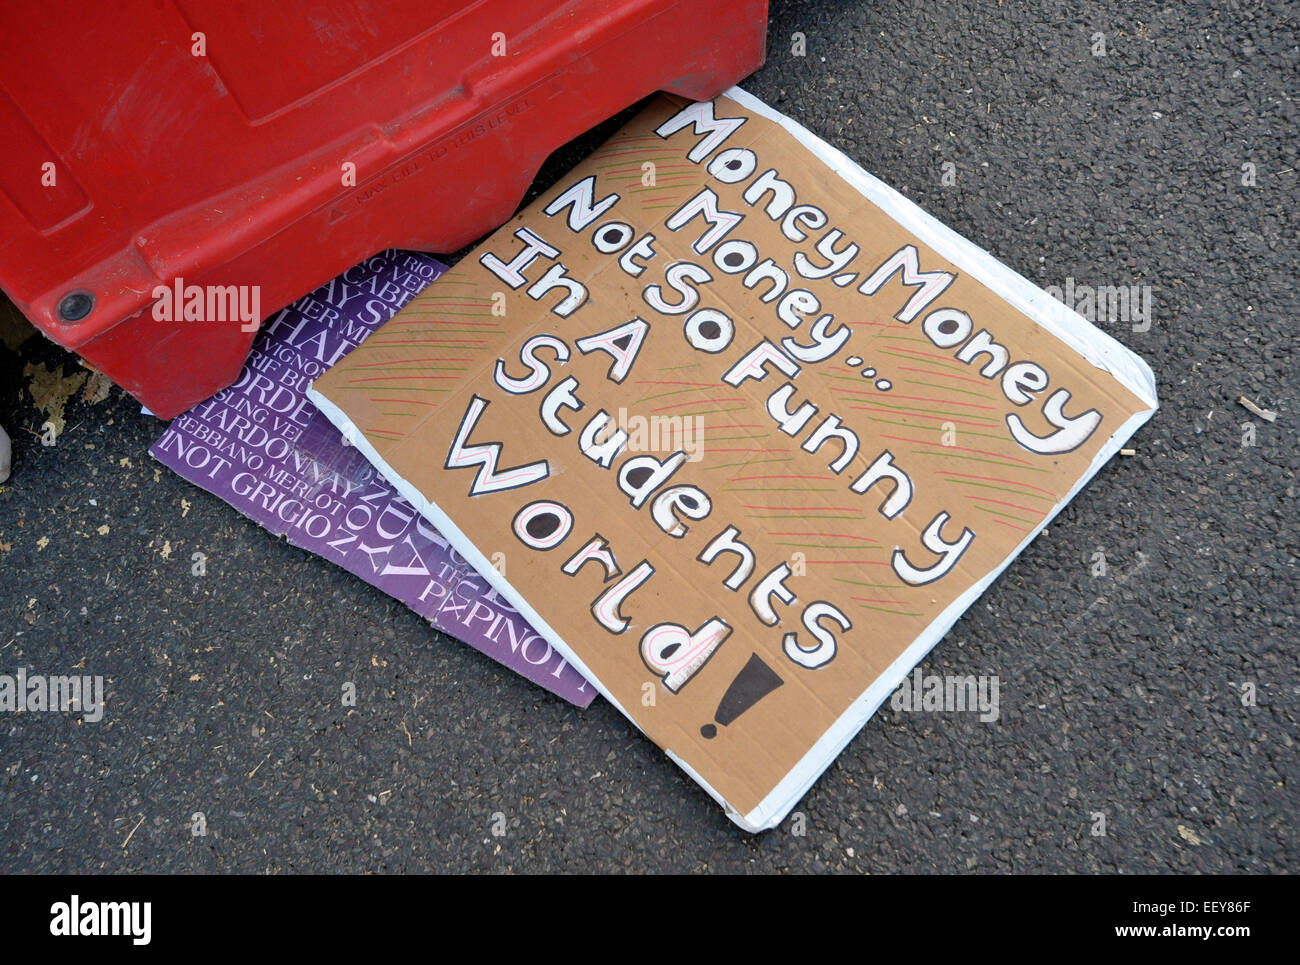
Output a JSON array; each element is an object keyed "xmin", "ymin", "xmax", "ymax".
[{"xmin": 308, "ymin": 88, "xmax": 1158, "ymax": 830}]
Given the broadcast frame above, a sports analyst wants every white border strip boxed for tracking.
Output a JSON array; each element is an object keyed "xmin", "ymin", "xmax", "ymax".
[{"xmin": 715, "ymin": 85, "xmax": 1158, "ymax": 830}]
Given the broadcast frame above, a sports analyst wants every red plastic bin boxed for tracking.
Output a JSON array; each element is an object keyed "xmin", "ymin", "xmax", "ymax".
[{"xmin": 0, "ymin": 0, "xmax": 767, "ymax": 417}]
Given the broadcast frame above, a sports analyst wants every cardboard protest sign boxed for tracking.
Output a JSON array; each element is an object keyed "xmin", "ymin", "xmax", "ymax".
[
  {"xmin": 308, "ymin": 89, "xmax": 1157, "ymax": 829},
  {"xmin": 151, "ymin": 249, "xmax": 594, "ymax": 707}
]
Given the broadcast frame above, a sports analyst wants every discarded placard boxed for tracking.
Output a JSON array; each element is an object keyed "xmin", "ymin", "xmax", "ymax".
[
  {"xmin": 151, "ymin": 249, "xmax": 594, "ymax": 707},
  {"xmin": 309, "ymin": 90, "xmax": 1157, "ymax": 829}
]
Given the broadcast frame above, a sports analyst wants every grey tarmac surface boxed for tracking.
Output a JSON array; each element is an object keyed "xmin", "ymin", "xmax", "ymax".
[{"xmin": 1, "ymin": 0, "xmax": 1295, "ymax": 873}]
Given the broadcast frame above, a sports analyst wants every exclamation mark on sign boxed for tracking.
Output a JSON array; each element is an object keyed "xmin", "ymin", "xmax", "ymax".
[{"xmin": 700, "ymin": 653, "xmax": 784, "ymax": 739}]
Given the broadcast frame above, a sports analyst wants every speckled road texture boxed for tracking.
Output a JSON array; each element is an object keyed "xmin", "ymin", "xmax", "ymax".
[{"xmin": 1, "ymin": 0, "xmax": 1294, "ymax": 873}]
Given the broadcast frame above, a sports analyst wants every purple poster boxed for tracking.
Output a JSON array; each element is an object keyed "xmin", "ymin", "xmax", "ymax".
[{"xmin": 150, "ymin": 249, "xmax": 594, "ymax": 706}]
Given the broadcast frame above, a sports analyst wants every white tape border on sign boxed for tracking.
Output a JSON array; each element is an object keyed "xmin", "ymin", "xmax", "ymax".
[
  {"xmin": 709, "ymin": 87, "xmax": 1158, "ymax": 830},
  {"xmin": 308, "ymin": 85, "xmax": 1158, "ymax": 833}
]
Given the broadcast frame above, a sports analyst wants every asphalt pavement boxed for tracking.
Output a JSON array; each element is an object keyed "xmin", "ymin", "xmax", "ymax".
[{"xmin": 1, "ymin": 0, "xmax": 1295, "ymax": 873}]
